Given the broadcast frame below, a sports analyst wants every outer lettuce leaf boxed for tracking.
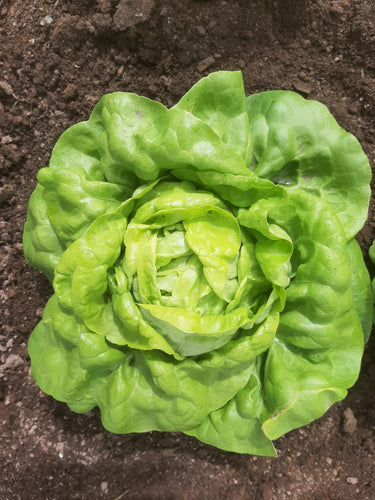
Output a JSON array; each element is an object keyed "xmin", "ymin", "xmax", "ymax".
[
  {"xmin": 252, "ymin": 192, "xmax": 364, "ymax": 438},
  {"xmin": 37, "ymin": 122, "xmax": 132, "ymax": 247},
  {"xmin": 89, "ymin": 92, "xmax": 170, "ymax": 184},
  {"xmin": 370, "ymin": 241, "xmax": 375, "ymax": 266},
  {"xmin": 28, "ymin": 295, "xmax": 97, "ymax": 413},
  {"xmin": 94, "ymin": 333, "xmax": 263, "ymax": 434},
  {"xmin": 23, "ymin": 184, "xmax": 65, "ymax": 282},
  {"xmin": 346, "ymin": 239, "xmax": 373, "ymax": 341},
  {"xmin": 246, "ymin": 90, "xmax": 371, "ymax": 239},
  {"xmin": 186, "ymin": 316, "xmax": 279, "ymax": 456},
  {"xmin": 369, "ymin": 241, "xmax": 375, "ymax": 323},
  {"xmin": 89, "ymin": 70, "xmax": 253, "ymax": 188},
  {"xmin": 172, "ymin": 70, "xmax": 253, "ymax": 166}
]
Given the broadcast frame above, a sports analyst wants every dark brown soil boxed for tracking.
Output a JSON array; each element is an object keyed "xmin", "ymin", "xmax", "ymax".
[{"xmin": 1, "ymin": 1, "xmax": 375, "ymax": 499}]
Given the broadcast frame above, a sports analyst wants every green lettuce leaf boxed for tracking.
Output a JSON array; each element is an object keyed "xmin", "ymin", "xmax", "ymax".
[
  {"xmin": 246, "ymin": 90, "xmax": 371, "ymax": 239},
  {"xmin": 369, "ymin": 241, "xmax": 375, "ymax": 324}
]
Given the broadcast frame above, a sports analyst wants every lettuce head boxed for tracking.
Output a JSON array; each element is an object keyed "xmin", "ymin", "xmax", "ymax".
[{"xmin": 23, "ymin": 71, "xmax": 373, "ymax": 456}]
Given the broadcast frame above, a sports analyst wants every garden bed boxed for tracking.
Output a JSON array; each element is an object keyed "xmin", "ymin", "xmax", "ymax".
[{"xmin": 1, "ymin": 1, "xmax": 375, "ymax": 498}]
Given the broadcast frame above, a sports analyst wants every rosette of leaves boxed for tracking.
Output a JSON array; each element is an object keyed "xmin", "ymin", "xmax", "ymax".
[{"xmin": 23, "ymin": 71, "xmax": 373, "ymax": 456}]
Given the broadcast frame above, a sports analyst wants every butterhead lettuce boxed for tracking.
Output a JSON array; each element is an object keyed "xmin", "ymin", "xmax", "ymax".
[{"xmin": 23, "ymin": 71, "xmax": 373, "ymax": 456}]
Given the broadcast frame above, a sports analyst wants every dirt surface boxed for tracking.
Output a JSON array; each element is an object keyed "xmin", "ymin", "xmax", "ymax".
[{"xmin": 1, "ymin": 0, "xmax": 375, "ymax": 498}]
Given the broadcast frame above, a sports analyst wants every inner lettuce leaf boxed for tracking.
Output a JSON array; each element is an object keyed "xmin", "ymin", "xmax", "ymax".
[{"xmin": 23, "ymin": 71, "xmax": 373, "ymax": 456}]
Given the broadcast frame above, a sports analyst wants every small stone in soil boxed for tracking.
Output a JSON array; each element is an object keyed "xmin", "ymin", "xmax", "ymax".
[
  {"xmin": 346, "ymin": 477, "xmax": 358, "ymax": 485},
  {"xmin": 197, "ymin": 56, "xmax": 216, "ymax": 72},
  {"xmin": 292, "ymin": 80, "xmax": 312, "ymax": 95},
  {"xmin": 343, "ymin": 407, "xmax": 357, "ymax": 434},
  {"xmin": 4, "ymin": 354, "xmax": 23, "ymax": 370}
]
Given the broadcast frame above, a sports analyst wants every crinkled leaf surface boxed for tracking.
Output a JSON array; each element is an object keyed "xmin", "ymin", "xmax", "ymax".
[
  {"xmin": 23, "ymin": 71, "xmax": 372, "ymax": 456},
  {"xmin": 246, "ymin": 90, "xmax": 371, "ymax": 239}
]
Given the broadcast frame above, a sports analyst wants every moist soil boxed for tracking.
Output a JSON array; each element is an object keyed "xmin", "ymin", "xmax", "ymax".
[{"xmin": 1, "ymin": 1, "xmax": 375, "ymax": 499}]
